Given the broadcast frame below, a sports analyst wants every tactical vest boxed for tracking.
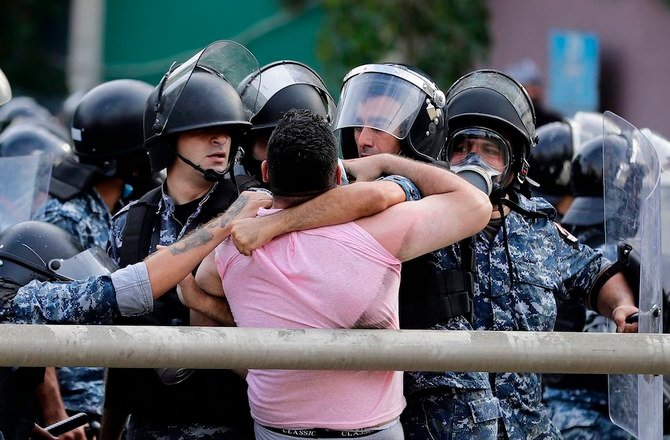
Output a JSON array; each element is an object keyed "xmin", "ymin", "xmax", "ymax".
[
  {"xmin": 105, "ymin": 180, "xmax": 252, "ymax": 429},
  {"xmin": 399, "ymin": 237, "xmax": 475, "ymax": 329}
]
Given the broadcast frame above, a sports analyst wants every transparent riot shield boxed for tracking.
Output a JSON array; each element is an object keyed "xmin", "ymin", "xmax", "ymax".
[
  {"xmin": 0, "ymin": 153, "xmax": 53, "ymax": 233},
  {"xmin": 604, "ymin": 111, "xmax": 663, "ymax": 439},
  {"xmin": 150, "ymin": 40, "xmax": 260, "ymax": 140}
]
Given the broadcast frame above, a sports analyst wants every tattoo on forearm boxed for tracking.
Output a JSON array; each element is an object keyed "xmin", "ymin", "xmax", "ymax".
[
  {"xmin": 153, "ymin": 194, "xmax": 253, "ymax": 257},
  {"xmin": 169, "ymin": 227, "xmax": 214, "ymax": 255}
]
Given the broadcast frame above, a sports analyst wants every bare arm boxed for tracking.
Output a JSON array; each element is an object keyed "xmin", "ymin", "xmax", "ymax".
[
  {"xmin": 143, "ymin": 191, "xmax": 271, "ymax": 298},
  {"xmin": 34, "ymin": 368, "xmax": 87, "ymax": 440},
  {"xmin": 355, "ymin": 154, "xmax": 492, "ymax": 261},
  {"xmin": 595, "ymin": 272, "xmax": 639, "ymax": 333},
  {"xmin": 231, "ymin": 180, "xmax": 407, "ymax": 255},
  {"xmin": 177, "ymin": 273, "xmax": 235, "ymax": 326},
  {"xmin": 194, "ymin": 251, "xmax": 225, "ymax": 298}
]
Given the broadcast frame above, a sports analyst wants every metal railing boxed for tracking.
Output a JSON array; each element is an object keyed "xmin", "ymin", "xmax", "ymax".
[{"xmin": 0, "ymin": 324, "xmax": 668, "ymax": 374}]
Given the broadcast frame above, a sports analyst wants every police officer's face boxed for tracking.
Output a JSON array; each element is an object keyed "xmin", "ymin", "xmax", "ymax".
[
  {"xmin": 354, "ymin": 96, "xmax": 402, "ymax": 157},
  {"xmin": 177, "ymin": 127, "xmax": 232, "ymax": 173},
  {"xmin": 450, "ymin": 138, "xmax": 506, "ymax": 171}
]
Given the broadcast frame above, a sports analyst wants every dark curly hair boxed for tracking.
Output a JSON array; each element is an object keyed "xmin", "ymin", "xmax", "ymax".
[{"xmin": 266, "ymin": 108, "xmax": 338, "ymax": 196}]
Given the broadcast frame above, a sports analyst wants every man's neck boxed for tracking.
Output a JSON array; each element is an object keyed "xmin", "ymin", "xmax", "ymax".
[
  {"xmin": 93, "ymin": 178, "xmax": 123, "ymax": 213},
  {"xmin": 165, "ymin": 166, "xmax": 216, "ymax": 205},
  {"xmin": 272, "ymin": 194, "xmax": 316, "ymax": 210}
]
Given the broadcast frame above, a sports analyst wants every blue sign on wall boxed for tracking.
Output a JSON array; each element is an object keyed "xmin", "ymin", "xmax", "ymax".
[{"xmin": 548, "ymin": 30, "xmax": 599, "ymax": 117}]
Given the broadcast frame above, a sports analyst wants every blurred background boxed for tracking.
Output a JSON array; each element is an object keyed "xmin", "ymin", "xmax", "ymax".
[{"xmin": 2, "ymin": 0, "xmax": 670, "ymax": 136}]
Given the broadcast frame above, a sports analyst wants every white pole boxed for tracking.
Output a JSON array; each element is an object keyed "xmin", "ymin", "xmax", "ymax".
[
  {"xmin": 0, "ymin": 325, "xmax": 668, "ymax": 374},
  {"xmin": 66, "ymin": 0, "xmax": 105, "ymax": 93}
]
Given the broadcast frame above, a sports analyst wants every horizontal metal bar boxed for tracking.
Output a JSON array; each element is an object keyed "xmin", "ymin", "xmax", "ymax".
[{"xmin": 0, "ymin": 324, "xmax": 668, "ymax": 374}]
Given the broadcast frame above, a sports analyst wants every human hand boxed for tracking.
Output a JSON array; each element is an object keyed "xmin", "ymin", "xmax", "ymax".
[
  {"xmin": 230, "ymin": 217, "xmax": 276, "ymax": 256},
  {"xmin": 230, "ymin": 190, "xmax": 273, "ymax": 221},
  {"xmin": 31, "ymin": 424, "xmax": 58, "ymax": 440},
  {"xmin": 342, "ymin": 155, "xmax": 386, "ymax": 182},
  {"xmin": 612, "ymin": 305, "xmax": 639, "ymax": 333}
]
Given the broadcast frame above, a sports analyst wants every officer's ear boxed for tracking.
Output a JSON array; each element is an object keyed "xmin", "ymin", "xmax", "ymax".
[
  {"xmin": 260, "ymin": 160, "xmax": 270, "ymax": 183},
  {"xmin": 334, "ymin": 163, "xmax": 342, "ymax": 186}
]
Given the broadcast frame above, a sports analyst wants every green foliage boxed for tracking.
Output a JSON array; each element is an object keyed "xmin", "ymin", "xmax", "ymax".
[{"xmin": 314, "ymin": 0, "xmax": 490, "ymax": 92}]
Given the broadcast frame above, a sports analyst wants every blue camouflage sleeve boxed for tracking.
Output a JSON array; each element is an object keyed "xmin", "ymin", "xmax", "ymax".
[
  {"xmin": 108, "ymin": 207, "xmax": 130, "ymax": 265},
  {"xmin": 554, "ymin": 225, "xmax": 608, "ymax": 306},
  {"xmin": 379, "ymin": 175, "xmax": 422, "ymax": 201},
  {"xmin": 7, "ymin": 277, "xmax": 118, "ymax": 325}
]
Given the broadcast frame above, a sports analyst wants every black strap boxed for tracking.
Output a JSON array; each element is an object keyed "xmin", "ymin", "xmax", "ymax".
[
  {"xmin": 589, "ymin": 241, "xmax": 633, "ymax": 311},
  {"xmin": 118, "ymin": 187, "xmax": 162, "ymax": 266},
  {"xmin": 261, "ymin": 425, "xmax": 383, "ymax": 438},
  {"xmin": 235, "ymin": 173, "xmax": 262, "ymax": 193}
]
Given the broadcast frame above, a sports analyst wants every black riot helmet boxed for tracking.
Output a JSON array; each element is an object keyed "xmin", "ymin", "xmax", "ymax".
[
  {"xmin": 528, "ymin": 121, "xmax": 573, "ymax": 202},
  {"xmin": 0, "ymin": 221, "xmax": 83, "ymax": 286},
  {"xmin": 237, "ymin": 60, "xmax": 336, "ymax": 180},
  {"xmin": 443, "ymin": 69, "xmax": 537, "ymax": 190},
  {"xmin": 144, "ymin": 40, "xmax": 259, "ymax": 180},
  {"xmin": 71, "ymin": 79, "xmax": 153, "ymax": 178},
  {"xmin": 0, "ymin": 122, "xmax": 72, "ymax": 165},
  {"xmin": 333, "ymin": 63, "xmax": 447, "ymax": 161},
  {"xmin": 0, "ymin": 97, "xmax": 56, "ymax": 133},
  {"xmin": 562, "ymin": 134, "xmax": 633, "ymax": 226}
]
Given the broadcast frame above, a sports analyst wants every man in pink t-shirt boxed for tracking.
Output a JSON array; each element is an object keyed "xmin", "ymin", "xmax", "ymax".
[{"xmin": 196, "ymin": 109, "xmax": 491, "ymax": 440}]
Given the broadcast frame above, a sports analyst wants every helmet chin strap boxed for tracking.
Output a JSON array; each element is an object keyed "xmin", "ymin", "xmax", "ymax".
[{"xmin": 176, "ymin": 153, "xmax": 226, "ymax": 182}]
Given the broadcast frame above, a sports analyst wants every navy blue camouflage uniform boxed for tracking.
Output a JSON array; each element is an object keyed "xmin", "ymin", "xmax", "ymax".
[
  {"xmin": 542, "ymin": 224, "xmax": 635, "ymax": 440},
  {"xmin": 469, "ymin": 194, "xmax": 608, "ymax": 440},
  {"xmin": 388, "ymin": 175, "xmax": 499, "ymax": 440},
  {"xmin": 106, "ymin": 180, "xmax": 253, "ymax": 440},
  {"xmin": 35, "ymin": 188, "xmax": 112, "ymax": 417}
]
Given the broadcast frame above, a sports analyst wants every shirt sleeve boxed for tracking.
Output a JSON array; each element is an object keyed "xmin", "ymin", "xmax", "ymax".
[
  {"xmin": 110, "ymin": 262, "xmax": 154, "ymax": 317},
  {"xmin": 379, "ymin": 175, "xmax": 422, "ymax": 201},
  {"xmin": 8, "ymin": 277, "xmax": 118, "ymax": 324},
  {"xmin": 555, "ymin": 235, "xmax": 609, "ymax": 306}
]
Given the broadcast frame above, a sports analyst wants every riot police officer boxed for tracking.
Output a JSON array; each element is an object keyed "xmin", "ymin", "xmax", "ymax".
[
  {"xmin": 528, "ymin": 113, "xmax": 603, "ymax": 221},
  {"xmin": 334, "ymin": 63, "xmax": 446, "ymax": 162},
  {"xmin": 0, "ymin": 190, "xmax": 270, "ymax": 440},
  {"xmin": 30, "ymin": 79, "xmax": 154, "ymax": 434},
  {"xmin": 236, "ymin": 60, "xmax": 336, "ymax": 189},
  {"xmin": 103, "ymin": 41, "xmax": 259, "ymax": 440},
  {"xmin": 330, "ymin": 63, "xmax": 499, "ymax": 439},
  {"xmin": 440, "ymin": 70, "xmax": 639, "ymax": 440}
]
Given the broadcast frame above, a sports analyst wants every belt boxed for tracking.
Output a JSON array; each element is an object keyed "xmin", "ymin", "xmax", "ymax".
[{"xmin": 261, "ymin": 425, "xmax": 383, "ymax": 438}]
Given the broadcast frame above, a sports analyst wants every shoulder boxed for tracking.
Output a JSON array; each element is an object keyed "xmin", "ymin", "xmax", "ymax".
[{"xmin": 518, "ymin": 194, "xmax": 558, "ymax": 219}]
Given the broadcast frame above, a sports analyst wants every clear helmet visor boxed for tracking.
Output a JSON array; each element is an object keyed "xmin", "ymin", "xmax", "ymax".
[
  {"xmin": 239, "ymin": 61, "xmax": 336, "ymax": 122},
  {"xmin": 333, "ymin": 71, "xmax": 427, "ymax": 140},
  {"xmin": 153, "ymin": 40, "xmax": 260, "ymax": 136},
  {"xmin": 447, "ymin": 128, "xmax": 512, "ymax": 174},
  {"xmin": 48, "ymin": 246, "xmax": 119, "ymax": 281}
]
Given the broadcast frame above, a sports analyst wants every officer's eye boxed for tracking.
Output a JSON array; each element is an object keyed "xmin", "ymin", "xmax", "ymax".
[
  {"xmin": 482, "ymin": 145, "xmax": 501, "ymax": 157},
  {"xmin": 452, "ymin": 144, "xmax": 469, "ymax": 154}
]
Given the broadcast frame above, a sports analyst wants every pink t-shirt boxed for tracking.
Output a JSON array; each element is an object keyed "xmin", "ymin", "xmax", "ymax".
[{"xmin": 214, "ymin": 208, "xmax": 404, "ymax": 429}]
